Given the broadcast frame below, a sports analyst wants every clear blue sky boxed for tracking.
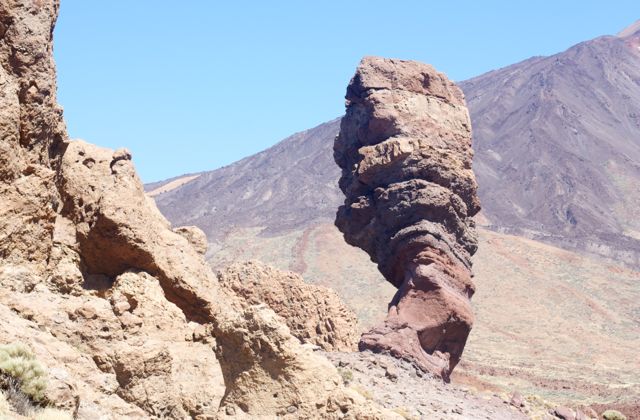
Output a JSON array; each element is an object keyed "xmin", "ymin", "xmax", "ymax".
[{"xmin": 54, "ymin": 1, "xmax": 639, "ymax": 182}]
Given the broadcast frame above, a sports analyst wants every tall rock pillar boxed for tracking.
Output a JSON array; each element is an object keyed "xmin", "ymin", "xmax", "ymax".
[{"xmin": 334, "ymin": 56, "xmax": 481, "ymax": 380}]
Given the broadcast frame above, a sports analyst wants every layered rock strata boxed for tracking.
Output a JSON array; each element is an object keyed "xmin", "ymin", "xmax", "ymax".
[
  {"xmin": 334, "ymin": 56, "xmax": 481, "ymax": 380},
  {"xmin": 0, "ymin": 1, "xmax": 392, "ymax": 418}
]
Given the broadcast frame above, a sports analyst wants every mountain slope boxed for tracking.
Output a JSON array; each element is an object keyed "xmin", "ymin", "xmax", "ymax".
[
  {"xmin": 152, "ymin": 28, "xmax": 640, "ymax": 267},
  {"xmin": 151, "ymin": 119, "xmax": 342, "ymax": 242},
  {"xmin": 462, "ymin": 27, "xmax": 640, "ymax": 265}
]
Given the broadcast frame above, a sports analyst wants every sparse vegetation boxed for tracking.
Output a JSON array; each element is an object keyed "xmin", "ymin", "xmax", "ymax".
[
  {"xmin": 0, "ymin": 343, "xmax": 47, "ymax": 402},
  {"xmin": 0, "ymin": 344, "xmax": 73, "ymax": 419},
  {"xmin": 602, "ymin": 409, "xmax": 627, "ymax": 420},
  {"xmin": 338, "ymin": 367, "xmax": 353, "ymax": 384}
]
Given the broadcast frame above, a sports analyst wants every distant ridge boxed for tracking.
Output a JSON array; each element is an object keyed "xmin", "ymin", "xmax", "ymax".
[
  {"xmin": 618, "ymin": 19, "xmax": 640, "ymax": 37},
  {"xmin": 151, "ymin": 27, "xmax": 640, "ymax": 267},
  {"xmin": 461, "ymin": 24, "xmax": 640, "ymax": 266}
]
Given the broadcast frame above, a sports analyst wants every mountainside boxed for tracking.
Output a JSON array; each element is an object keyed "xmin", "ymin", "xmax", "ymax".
[
  {"xmin": 151, "ymin": 119, "xmax": 342, "ymax": 241},
  {"xmin": 462, "ymin": 25, "xmax": 640, "ymax": 266},
  {"xmin": 152, "ymin": 24, "xmax": 640, "ymax": 268}
]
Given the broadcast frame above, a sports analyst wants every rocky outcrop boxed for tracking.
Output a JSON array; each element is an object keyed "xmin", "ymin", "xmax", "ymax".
[
  {"xmin": 0, "ymin": 1, "xmax": 392, "ymax": 418},
  {"xmin": 0, "ymin": 0, "xmax": 66, "ymax": 275},
  {"xmin": 334, "ymin": 57, "xmax": 480, "ymax": 380},
  {"xmin": 1, "ymin": 269, "xmax": 224, "ymax": 418},
  {"xmin": 215, "ymin": 304, "xmax": 397, "ymax": 419},
  {"xmin": 218, "ymin": 261, "xmax": 359, "ymax": 351}
]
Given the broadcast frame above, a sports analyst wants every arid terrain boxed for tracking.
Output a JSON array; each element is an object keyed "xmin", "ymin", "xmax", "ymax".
[
  {"xmin": 1, "ymin": 0, "xmax": 639, "ymax": 419},
  {"xmin": 463, "ymin": 23, "xmax": 640, "ymax": 266},
  {"xmin": 150, "ymin": 21, "xmax": 640, "ymax": 416}
]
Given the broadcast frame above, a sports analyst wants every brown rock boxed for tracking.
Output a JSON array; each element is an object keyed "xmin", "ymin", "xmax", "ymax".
[
  {"xmin": 214, "ymin": 304, "xmax": 398, "ymax": 419},
  {"xmin": 0, "ymin": 0, "xmax": 65, "ymax": 277},
  {"xmin": 173, "ymin": 225, "xmax": 209, "ymax": 255},
  {"xmin": 510, "ymin": 391, "xmax": 525, "ymax": 408},
  {"xmin": 217, "ymin": 260, "xmax": 359, "ymax": 351},
  {"xmin": 334, "ymin": 56, "xmax": 480, "ymax": 380},
  {"xmin": 575, "ymin": 409, "xmax": 588, "ymax": 420},
  {"xmin": 585, "ymin": 407, "xmax": 599, "ymax": 419}
]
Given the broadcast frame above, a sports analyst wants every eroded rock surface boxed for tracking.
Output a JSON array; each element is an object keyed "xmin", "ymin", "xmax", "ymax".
[
  {"xmin": 218, "ymin": 261, "xmax": 359, "ymax": 351},
  {"xmin": 334, "ymin": 56, "xmax": 480, "ymax": 379},
  {"xmin": 215, "ymin": 305, "xmax": 397, "ymax": 419}
]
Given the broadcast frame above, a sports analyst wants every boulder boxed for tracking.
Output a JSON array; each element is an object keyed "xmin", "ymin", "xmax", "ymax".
[{"xmin": 214, "ymin": 304, "xmax": 397, "ymax": 419}]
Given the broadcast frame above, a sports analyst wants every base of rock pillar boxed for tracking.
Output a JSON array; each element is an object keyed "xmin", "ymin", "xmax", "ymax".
[
  {"xmin": 359, "ymin": 261, "xmax": 474, "ymax": 382},
  {"xmin": 359, "ymin": 321, "xmax": 454, "ymax": 382}
]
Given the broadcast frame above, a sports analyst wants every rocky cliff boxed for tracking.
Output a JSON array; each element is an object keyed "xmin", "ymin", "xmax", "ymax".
[
  {"xmin": 0, "ymin": 1, "xmax": 391, "ymax": 418},
  {"xmin": 334, "ymin": 57, "xmax": 480, "ymax": 380}
]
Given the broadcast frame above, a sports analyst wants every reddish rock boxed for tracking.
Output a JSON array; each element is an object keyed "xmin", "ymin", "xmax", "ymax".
[
  {"xmin": 554, "ymin": 406, "xmax": 576, "ymax": 420},
  {"xmin": 510, "ymin": 391, "xmax": 525, "ymax": 408},
  {"xmin": 334, "ymin": 57, "xmax": 480, "ymax": 380}
]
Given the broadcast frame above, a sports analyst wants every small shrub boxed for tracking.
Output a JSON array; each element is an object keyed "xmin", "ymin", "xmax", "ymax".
[
  {"xmin": 337, "ymin": 368, "xmax": 353, "ymax": 384},
  {"xmin": 3, "ymin": 377, "xmax": 36, "ymax": 416},
  {"xmin": 0, "ymin": 391, "xmax": 10, "ymax": 415},
  {"xmin": 602, "ymin": 410, "xmax": 627, "ymax": 420},
  {"xmin": 0, "ymin": 343, "xmax": 47, "ymax": 402}
]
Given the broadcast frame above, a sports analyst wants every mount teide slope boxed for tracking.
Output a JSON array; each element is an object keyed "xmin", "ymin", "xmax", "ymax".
[
  {"xmin": 149, "ymin": 119, "xmax": 342, "ymax": 241},
  {"xmin": 462, "ymin": 24, "xmax": 640, "ymax": 265},
  {"xmin": 153, "ymin": 25, "xmax": 640, "ymax": 267},
  {"xmin": 149, "ymin": 26, "xmax": 640, "ymax": 408}
]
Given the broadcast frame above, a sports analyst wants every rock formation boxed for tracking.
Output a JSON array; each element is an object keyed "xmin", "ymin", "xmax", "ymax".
[
  {"xmin": 334, "ymin": 56, "xmax": 480, "ymax": 380},
  {"xmin": 0, "ymin": 1, "xmax": 393, "ymax": 418},
  {"xmin": 218, "ymin": 260, "xmax": 359, "ymax": 351},
  {"xmin": 214, "ymin": 304, "xmax": 398, "ymax": 419}
]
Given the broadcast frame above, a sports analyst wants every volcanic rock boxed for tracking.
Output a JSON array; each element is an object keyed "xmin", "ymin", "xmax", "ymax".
[
  {"xmin": 554, "ymin": 406, "xmax": 576, "ymax": 420},
  {"xmin": 0, "ymin": 1, "xmax": 392, "ymax": 418},
  {"xmin": 217, "ymin": 260, "xmax": 359, "ymax": 351},
  {"xmin": 214, "ymin": 304, "xmax": 397, "ymax": 418},
  {"xmin": 334, "ymin": 56, "xmax": 480, "ymax": 379}
]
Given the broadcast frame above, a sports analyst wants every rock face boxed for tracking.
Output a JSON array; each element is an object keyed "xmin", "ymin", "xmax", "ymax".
[
  {"xmin": 334, "ymin": 57, "xmax": 480, "ymax": 379},
  {"xmin": 218, "ymin": 261, "xmax": 359, "ymax": 351},
  {"xmin": 214, "ymin": 304, "xmax": 397, "ymax": 419},
  {"xmin": 0, "ymin": 0, "xmax": 66, "ymax": 274},
  {"xmin": 0, "ymin": 1, "xmax": 392, "ymax": 418}
]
